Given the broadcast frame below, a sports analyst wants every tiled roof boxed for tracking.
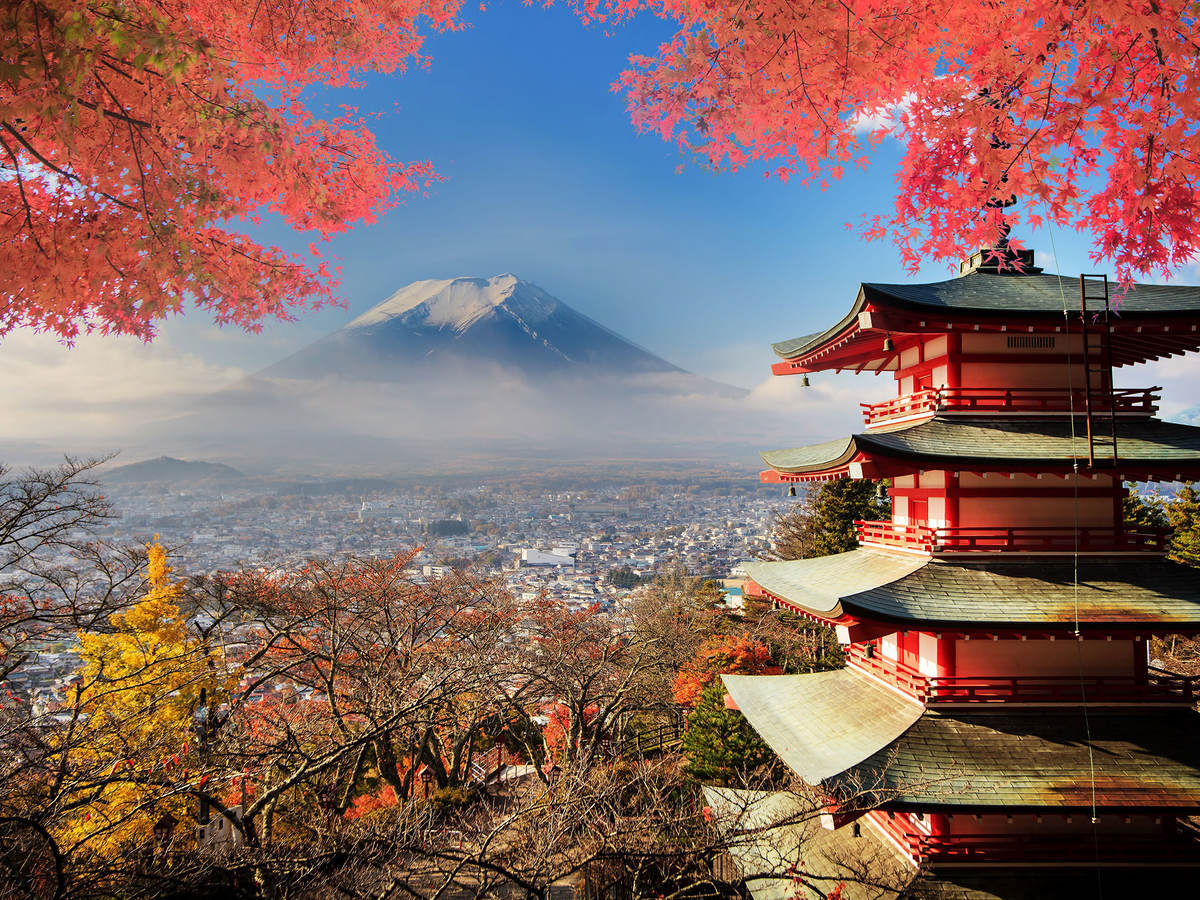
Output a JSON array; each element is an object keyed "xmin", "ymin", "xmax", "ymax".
[
  {"xmin": 761, "ymin": 416, "xmax": 1200, "ymax": 474},
  {"xmin": 760, "ymin": 437, "xmax": 856, "ymax": 473},
  {"xmin": 844, "ymin": 709, "xmax": 1200, "ymax": 809},
  {"xmin": 742, "ymin": 551, "xmax": 926, "ymax": 619},
  {"xmin": 702, "ymin": 787, "xmax": 913, "ymax": 900},
  {"xmin": 744, "ymin": 551, "xmax": 1200, "ymax": 627},
  {"xmin": 861, "ymin": 274, "xmax": 1200, "ymax": 315},
  {"xmin": 722, "ymin": 669, "xmax": 924, "ymax": 783},
  {"xmin": 902, "ymin": 869, "xmax": 1194, "ymax": 900},
  {"xmin": 772, "ymin": 272, "xmax": 1200, "ymax": 360}
]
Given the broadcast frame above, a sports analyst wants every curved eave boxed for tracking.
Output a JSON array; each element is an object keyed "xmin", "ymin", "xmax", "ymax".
[
  {"xmin": 761, "ymin": 416, "xmax": 1200, "ymax": 482},
  {"xmin": 722, "ymin": 669, "xmax": 924, "ymax": 785},
  {"xmin": 744, "ymin": 552, "xmax": 1200, "ymax": 630},
  {"xmin": 771, "ymin": 288, "xmax": 867, "ymax": 360},
  {"xmin": 743, "ymin": 551, "xmax": 926, "ymax": 624},
  {"xmin": 841, "ymin": 709, "xmax": 1200, "ymax": 811},
  {"xmin": 772, "ymin": 274, "xmax": 1200, "ymax": 373},
  {"xmin": 760, "ymin": 437, "xmax": 860, "ymax": 476}
]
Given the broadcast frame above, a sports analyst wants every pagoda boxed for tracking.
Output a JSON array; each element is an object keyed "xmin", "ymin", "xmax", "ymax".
[{"xmin": 720, "ymin": 249, "xmax": 1200, "ymax": 896}]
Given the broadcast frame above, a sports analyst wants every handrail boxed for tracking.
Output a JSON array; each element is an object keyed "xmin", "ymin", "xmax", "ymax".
[
  {"xmin": 845, "ymin": 643, "xmax": 1196, "ymax": 703},
  {"xmin": 845, "ymin": 642, "xmax": 928, "ymax": 697},
  {"xmin": 908, "ymin": 831, "xmax": 1200, "ymax": 862},
  {"xmin": 861, "ymin": 386, "xmax": 1161, "ymax": 425},
  {"xmin": 855, "ymin": 520, "xmax": 1170, "ymax": 554}
]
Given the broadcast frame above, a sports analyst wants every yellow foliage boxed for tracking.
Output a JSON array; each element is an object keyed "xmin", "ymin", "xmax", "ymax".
[{"xmin": 60, "ymin": 542, "xmax": 219, "ymax": 855}]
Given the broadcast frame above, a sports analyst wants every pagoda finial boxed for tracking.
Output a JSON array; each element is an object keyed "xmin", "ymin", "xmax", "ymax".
[{"xmin": 959, "ymin": 237, "xmax": 1043, "ymax": 276}]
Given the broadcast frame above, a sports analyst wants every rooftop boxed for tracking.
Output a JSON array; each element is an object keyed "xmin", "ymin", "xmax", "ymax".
[
  {"xmin": 842, "ymin": 709, "xmax": 1200, "ymax": 811},
  {"xmin": 726, "ymin": 670, "xmax": 1200, "ymax": 809},
  {"xmin": 772, "ymin": 271, "xmax": 1200, "ymax": 371},
  {"xmin": 760, "ymin": 416, "xmax": 1200, "ymax": 481},
  {"xmin": 743, "ymin": 551, "xmax": 1200, "ymax": 629},
  {"xmin": 721, "ymin": 669, "xmax": 924, "ymax": 783}
]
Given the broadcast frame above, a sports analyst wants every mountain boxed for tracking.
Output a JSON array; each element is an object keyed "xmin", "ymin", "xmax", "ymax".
[
  {"xmin": 134, "ymin": 275, "xmax": 803, "ymax": 472},
  {"xmin": 102, "ymin": 456, "xmax": 245, "ymax": 484},
  {"xmin": 264, "ymin": 274, "xmax": 684, "ymax": 380}
]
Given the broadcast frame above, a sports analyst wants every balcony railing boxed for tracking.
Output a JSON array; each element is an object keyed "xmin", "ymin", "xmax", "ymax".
[
  {"xmin": 907, "ymin": 831, "xmax": 1200, "ymax": 863},
  {"xmin": 855, "ymin": 520, "xmax": 1170, "ymax": 554},
  {"xmin": 861, "ymin": 386, "xmax": 1160, "ymax": 426},
  {"xmin": 845, "ymin": 642, "xmax": 929, "ymax": 698},
  {"xmin": 846, "ymin": 644, "xmax": 1196, "ymax": 704}
]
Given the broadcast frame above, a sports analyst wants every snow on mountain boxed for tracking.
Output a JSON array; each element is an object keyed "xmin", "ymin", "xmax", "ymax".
[
  {"xmin": 264, "ymin": 275, "xmax": 683, "ymax": 380},
  {"xmin": 346, "ymin": 274, "xmax": 556, "ymax": 334}
]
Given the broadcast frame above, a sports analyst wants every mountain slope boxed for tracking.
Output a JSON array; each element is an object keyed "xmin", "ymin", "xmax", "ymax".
[{"xmin": 264, "ymin": 274, "xmax": 683, "ymax": 380}]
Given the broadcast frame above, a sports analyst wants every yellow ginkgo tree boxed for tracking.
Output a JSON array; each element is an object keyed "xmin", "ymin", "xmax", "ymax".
[{"xmin": 61, "ymin": 542, "xmax": 221, "ymax": 857}]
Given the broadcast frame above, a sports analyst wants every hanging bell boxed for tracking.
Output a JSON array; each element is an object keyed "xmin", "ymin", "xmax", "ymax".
[
  {"xmin": 787, "ymin": 485, "xmax": 797, "ymax": 497},
  {"xmin": 801, "ymin": 374, "xmax": 811, "ymax": 387},
  {"xmin": 882, "ymin": 335, "xmax": 895, "ymax": 352}
]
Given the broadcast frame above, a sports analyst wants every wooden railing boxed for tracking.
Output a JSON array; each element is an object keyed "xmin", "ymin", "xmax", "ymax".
[
  {"xmin": 855, "ymin": 521, "xmax": 1170, "ymax": 554},
  {"xmin": 924, "ymin": 672, "xmax": 1195, "ymax": 704},
  {"xmin": 846, "ymin": 642, "xmax": 929, "ymax": 698},
  {"xmin": 845, "ymin": 643, "xmax": 1197, "ymax": 704},
  {"xmin": 612, "ymin": 722, "xmax": 682, "ymax": 757},
  {"xmin": 861, "ymin": 386, "xmax": 1160, "ymax": 426},
  {"xmin": 908, "ymin": 831, "xmax": 1200, "ymax": 863}
]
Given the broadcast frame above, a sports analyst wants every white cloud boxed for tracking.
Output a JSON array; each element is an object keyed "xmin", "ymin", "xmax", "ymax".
[
  {"xmin": 1135, "ymin": 355, "xmax": 1200, "ymax": 420},
  {"xmin": 0, "ymin": 331, "xmax": 244, "ymax": 457},
  {"xmin": 850, "ymin": 93, "xmax": 916, "ymax": 137}
]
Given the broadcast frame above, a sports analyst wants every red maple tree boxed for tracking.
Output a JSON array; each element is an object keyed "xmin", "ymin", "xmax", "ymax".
[
  {"xmin": 672, "ymin": 634, "xmax": 780, "ymax": 707},
  {"xmin": 2, "ymin": 0, "xmax": 462, "ymax": 340},
  {"xmin": 592, "ymin": 0, "xmax": 1200, "ymax": 282}
]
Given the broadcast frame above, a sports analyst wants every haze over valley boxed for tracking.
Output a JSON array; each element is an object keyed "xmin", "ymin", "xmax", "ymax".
[{"xmin": 4, "ymin": 274, "xmax": 862, "ymax": 474}]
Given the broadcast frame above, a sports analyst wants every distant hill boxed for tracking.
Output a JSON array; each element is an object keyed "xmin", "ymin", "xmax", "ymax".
[
  {"xmin": 263, "ymin": 274, "xmax": 686, "ymax": 380},
  {"xmin": 102, "ymin": 456, "xmax": 245, "ymax": 484}
]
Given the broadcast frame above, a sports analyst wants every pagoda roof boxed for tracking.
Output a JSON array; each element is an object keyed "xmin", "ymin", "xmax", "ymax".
[
  {"xmin": 761, "ymin": 415, "xmax": 1200, "ymax": 480},
  {"xmin": 772, "ymin": 271, "xmax": 1200, "ymax": 371},
  {"xmin": 702, "ymin": 787, "xmax": 913, "ymax": 900},
  {"xmin": 906, "ymin": 870, "xmax": 1200, "ymax": 900},
  {"xmin": 742, "ymin": 551, "xmax": 1200, "ymax": 629},
  {"xmin": 702, "ymin": 789, "xmax": 1199, "ymax": 898},
  {"xmin": 721, "ymin": 669, "xmax": 924, "ymax": 783},
  {"xmin": 842, "ymin": 708, "xmax": 1200, "ymax": 811},
  {"xmin": 727, "ymin": 671, "xmax": 1200, "ymax": 809}
]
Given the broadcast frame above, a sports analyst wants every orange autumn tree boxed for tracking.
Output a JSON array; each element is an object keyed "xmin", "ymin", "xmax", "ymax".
[
  {"xmin": 672, "ymin": 634, "xmax": 781, "ymax": 707},
  {"xmin": 1, "ymin": 0, "xmax": 462, "ymax": 341},
  {"xmin": 594, "ymin": 0, "xmax": 1200, "ymax": 281}
]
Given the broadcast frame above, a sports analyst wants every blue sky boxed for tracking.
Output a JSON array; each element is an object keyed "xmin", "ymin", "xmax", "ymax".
[{"xmin": 159, "ymin": 1, "xmax": 1103, "ymax": 388}]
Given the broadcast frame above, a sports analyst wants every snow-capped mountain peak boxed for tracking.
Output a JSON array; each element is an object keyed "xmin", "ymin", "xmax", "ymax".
[
  {"xmin": 346, "ymin": 274, "xmax": 556, "ymax": 334},
  {"xmin": 264, "ymin": 273, "xmax": 684, "ymax": 380}
]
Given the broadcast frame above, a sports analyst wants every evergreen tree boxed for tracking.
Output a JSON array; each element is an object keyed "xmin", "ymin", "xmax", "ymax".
[
  {"xmin": 771, "ymin": 479, "xmax": 891, "ymax": 560},
  {"xmin": 1124, "ymin": 489, "xmax": 1168, "ymax": 531},
  {"xmin": 681, "ymin": 681, "xmax": 780, "ymax": 785},
  {"xmin": 1166, "ymin": 484, "xmax": 1200, "ymax": 568}
]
